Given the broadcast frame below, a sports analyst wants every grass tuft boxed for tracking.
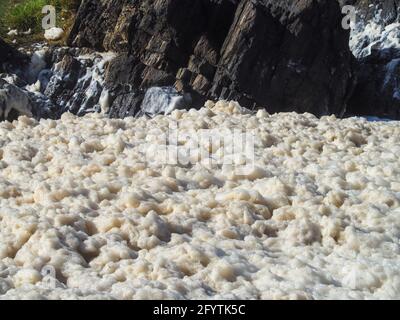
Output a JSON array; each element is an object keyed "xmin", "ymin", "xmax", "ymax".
[{"xmin": 6, "ymin": 0, "xmax": 49, "ymax": 32}]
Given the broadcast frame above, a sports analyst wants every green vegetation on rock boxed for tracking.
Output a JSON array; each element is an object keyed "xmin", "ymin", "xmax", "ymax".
[{"xmin": 0, "ymin": 0, "xmax": 80, "ymax": 42}]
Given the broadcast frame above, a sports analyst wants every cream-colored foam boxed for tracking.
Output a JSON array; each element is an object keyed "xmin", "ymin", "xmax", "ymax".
[{"xmin": 0, "ymin": 101, "xmax": 400, "ymax": 300}]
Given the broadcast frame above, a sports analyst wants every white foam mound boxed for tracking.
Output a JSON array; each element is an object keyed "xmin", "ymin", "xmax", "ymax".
[
  {"xmin": 0, "ymin": 101, "xmax": 400, "ymax": 300},
  {"xmin": 7, "ymin": 30, "xmax": 18, "ymax": 37},
  {"xmin": 44, "ymin": 28, "xmax": 64, "ymax": 41}
]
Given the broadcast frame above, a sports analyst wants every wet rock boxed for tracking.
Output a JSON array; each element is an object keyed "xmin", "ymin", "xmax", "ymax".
[
  {"xmin": 44, "ymin": 54, "xmax": 85, "ymax": 107},
  {"xmin": 344, "ymin": 0, "xmax": 400, "ymax": 119},
  {"xmin": 104, "ymin": 53, "xmax": 177, "ymax": 116},
  {"xmin": 1, "ymin": 40, "xmax": 115, "ymax": 121},
  {"xmin": 42, "ymin": 48, "xmax": 115, "ymax": 116},
  {"xmin": 138, "ymin": 86, "xmax": 191, "ymax": 117},
  {"xmin": 108, "ymin": 90, "xmax": 145, "ymax": 118},
  {"xmin": 348, "ymin": 50, "xmax": 400, "ymax": 119}
]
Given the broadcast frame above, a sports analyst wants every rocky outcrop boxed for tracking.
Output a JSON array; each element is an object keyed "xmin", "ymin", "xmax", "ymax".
[
  {"xmin": 68, "ymin": 0, "xmax": 130, "ymax": 51},
  {"xmin": 1, "ymin": 40, "xmax": 68, "ymax": 121},
  {"xmin": 348, "ymin": 49, "xmax": 400, "ymax": 119},
  {"xmin": 68, "ymin": 0, "xmax": 354, "ymax": 117},
  {"xmin": 1, "ymin": 37, "xmax": 120, "ymax": 121},
  {"xmin": 345, "ymin": 0, "xmax": 400, "ymax": 118},
  {"xmin": 0, "ymin": 39, "xmax": 48, "ymax": 121},
  {"xmin": 43, "ymin": 48, "xmax": 114, "ymax": 116}
]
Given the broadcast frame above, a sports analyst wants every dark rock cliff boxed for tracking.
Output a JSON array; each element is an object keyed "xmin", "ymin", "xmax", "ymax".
[{"xmin": 68, "ymin": 0, "xmax": 354, "ymax": 117}]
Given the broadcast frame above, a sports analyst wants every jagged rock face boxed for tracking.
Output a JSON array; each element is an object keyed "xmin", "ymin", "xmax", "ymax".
[
  {"xmin": 68, "ymin": 0, "xmax": 354, "ymax": 117},
  {"xmin": 68, "ymin": 0, "xmax": 130, "ymax": 51},
  {"xmin": 43, "ymin": 48, "xmax": 116, "ymax": 116},
  {"xmin": 211, "ymin": 0, "xmax": 353, "ymax": 115},
  {"xmin": 0, "ymin": 41, "xmax": 107, "ymax": 121},
  {"xmin": 344, "ymin": 0, "xmax": 400, "ymax": 119}
]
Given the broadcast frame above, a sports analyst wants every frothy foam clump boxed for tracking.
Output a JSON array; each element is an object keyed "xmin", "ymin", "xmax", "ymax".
[
  {"xmin": 44, "ymin": 28, "xmax": 64, "ymax": 41},
  {"xmin": 0, "ymin": 101, "xmax": 400, "ymax": 299}
]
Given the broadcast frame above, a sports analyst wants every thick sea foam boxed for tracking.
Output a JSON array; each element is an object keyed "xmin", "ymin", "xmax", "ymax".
[{"xmin": 0, "ymin": 101, "xmax": 399, "ymax": 299}]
